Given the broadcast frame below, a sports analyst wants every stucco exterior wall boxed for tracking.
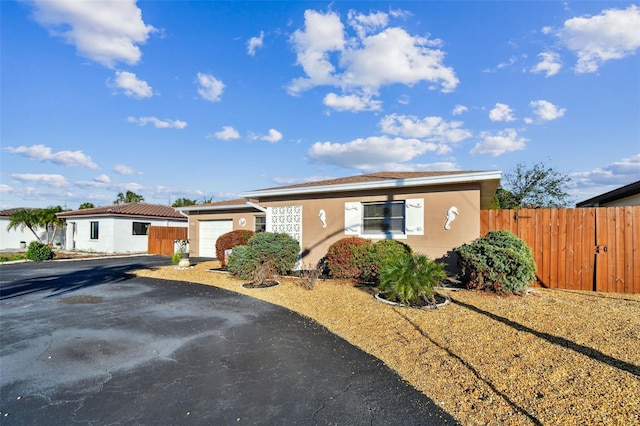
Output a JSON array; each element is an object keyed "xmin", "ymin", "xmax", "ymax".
[
  {"xmin": 600, "ymin": 193, "xmax": 640, "ymax": 207},
  {"xmin": 186, "ymin": 208, "xmax": 261, "ymax": 256},
  {"xmin": 257, "ymin": 183, "xmax": 480, "ymax": 266},
  {"xmin": 185, "ymin": 183, "xmax": 482, "ymax": 266},
  {"xmin": 0, "ymin": 219, "xmax": 65, "ymax": 250},
  {"xmin": 64, "ymin": 217, "xmax": 186, "ymax": 253}
]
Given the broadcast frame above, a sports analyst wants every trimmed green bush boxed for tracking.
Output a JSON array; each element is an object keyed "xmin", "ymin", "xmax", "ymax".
[
  {"xmin": 227, "ymin": 245, "xmax": 254, "ymax": 280},
  {"xmin": 216, "ymin": 230, "xmax": 254, "ymax": 266},
  {"xmin": 378, "ymin": 252, "xmax": 446, "ymax": 305},
  {"xmin": 454, "ymin": 230, "xmax": 536, "ymax": 294},
  {"xmin": 326, "ymin": 237, "xmax": 372, "ymax": 279},
  {"xmin": 26, "ymin": 241, "xmax": 54, "ymax": 262},
  {"xmin": 246, "ymin": 232, "xmax": 300, "ymax": 275},
  {"xmin": 357, "ymin": 239, "xmax": 413, "ymax": 284}
]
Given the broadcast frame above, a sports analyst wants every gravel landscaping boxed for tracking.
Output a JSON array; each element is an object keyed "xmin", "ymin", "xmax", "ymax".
[{"xmin": 135, "ymin": 260, "xmax": 639, "ymax": 426}]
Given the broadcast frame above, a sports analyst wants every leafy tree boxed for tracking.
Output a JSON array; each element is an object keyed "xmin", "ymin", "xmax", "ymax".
[
  {"xmin": 6, "ymin": 208, "xmax": 42, "ymax": 242},
  {"xmin": 172, "ymin": 198, "xmax": 197, "ymax": 208},
  {"xmin": 490, "ymin": 187, "xmax": 520, "ymax": 210},
  {"xmin": 78, "ymin": 202, "xmax": 95, "ymax": 209},
  {"xmin": 199, "ymin": 196, "xmax": 214, "ymax": 204},
  {"xmin": 114, "ymin": 190, "xmax": 145, "ymax": 204},
  {"xmin": 499, "ymin": 162, "xmax": 572, "ymax": 208}
]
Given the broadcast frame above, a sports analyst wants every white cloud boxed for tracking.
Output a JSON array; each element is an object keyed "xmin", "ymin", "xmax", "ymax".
[
  {"xmin": 470, "ymin": 129, "xmax": 528, "ymax": 156},
  {"xmin": 247, "ymin": 31, "xmax": 264, "ymax": 56},
  {"xmin": 531, "ymin": 52, "xmax": 562, "ymax": 77},
  {"xmin": 196, "ymin": 72, "xmax": 225, "ymax": 101},
  {"xmin": 288, "ymin": 10, "xmax": 345, "ymax": 94},
  {"xmin": 108, "ymin": 70, "xmax": 153, "ymax": 98},
  {"xmin": 260, "ymin": 129, "xmax": 283, "ymax": 143},
  {"xmin": 340, "ymin": 27, "xmax": 457, "ymax": 92},
  {"xmin": 127, "ymin": 116, "xmax": 187, "ymax": 129},
  {"xmin": 323, "ymin": 93, "xmax": 382, "ymax": 112},
  {"xmin": 529, "ymin": 100, "xmax": 566, "ymax": 121},
  {"xmin": 452, "ymin": 105, "xmax": 468, "ymax": 115},
  {"xmin": 288, "ymin": 9, "xmax": 458, "ymax": 109},
  {"xmin": 308, "ymin": 136, "xmax": 438, "ymax": 170},
  {"xmin": 211, "ymin": 126, "xmax": 240, "ymax": 140},
  {"xmin": 114, "ymin": 164, "xmax": 141, "ymax": 175},
  {"xmin": 28, "ymin": 0, "xmax": 155, "ymax": 68},
  {"xmin": 4, "ymin": 144, "xmax": 98, "ymax": 169},
  {"xmin": 94, "ymin": 174, "xmax": 111, "ymax": 183},
  {"xmin": 379, "ymin": 113, "xmax": 472, "ymax": 143},
  {"xmin": 541, "ymin": 26, "xmax": 553, "ymax": 35},
  {"xmin": 11, "ymin": 173, "xmax": 68, "ymax": 187},
  {"xmin": 347, "ymin": 10, "xmax": 389, "ymax": 39},
  {"xmin": 557, "ymin": 5, "xmax": 640, "ymax": 73},
  {"xmin": 489, "ymin": 103, "xmax": 516, "ymax": 122},
  {"xmin": 572, "ymin": 154, "xmax": 640, "ymax": 186}
]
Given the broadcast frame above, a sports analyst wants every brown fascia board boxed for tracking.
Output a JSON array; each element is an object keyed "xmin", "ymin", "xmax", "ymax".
[{"xmin": 576, "ymin": 180, "xmax": 640, "ymax": 207}]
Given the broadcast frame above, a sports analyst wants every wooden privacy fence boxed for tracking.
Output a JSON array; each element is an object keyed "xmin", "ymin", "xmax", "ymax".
[
  {"xmin": 481, "ymin": 207, "xmax": 640, "ymax": 293},
  {"xmin": 148, "ymin": 226, "xmax": 187, "ymax": 256}
]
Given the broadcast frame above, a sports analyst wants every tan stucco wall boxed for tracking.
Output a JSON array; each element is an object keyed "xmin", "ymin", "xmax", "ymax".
[
  {"xmin": 186, "ymin": 208, "xmax": 262, "ymax": 256},
  {"xmin": 258, "ymin": 183, "xmax": 481, "ymax": 266},
  {"xmin": 186, "ymin": 184, "xmax": 482, "ymax": 266}
]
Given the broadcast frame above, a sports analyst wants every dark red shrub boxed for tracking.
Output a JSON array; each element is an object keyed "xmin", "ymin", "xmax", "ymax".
[
  {"xmin": 326, "ymin": 237, "xmax": 372, "ymax": 280},
  {"xmin": 216, "ymin": 229, "xmax": 254, "ymax": 266}
]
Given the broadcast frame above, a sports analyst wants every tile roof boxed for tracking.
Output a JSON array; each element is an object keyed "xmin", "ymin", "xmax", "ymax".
[
  {"xmin": 0, "ymin": 208, "xmax": 24, "ymax": 217},
  {"xmin": 57, "ymin": 203, "xmax": 187, "ymax": 220},
  {"xmin": 254, "ymin": 171, "xmax": 481, "ymax": 191},
  {"xmin": 195, "ymin": 198, "xmax": 248, "ymax": 208}
]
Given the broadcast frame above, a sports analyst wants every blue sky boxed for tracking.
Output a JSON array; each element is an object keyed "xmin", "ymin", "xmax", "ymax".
[{"xmin": 1, "ymin": 1, "xmax": 639, "ymax": 210}]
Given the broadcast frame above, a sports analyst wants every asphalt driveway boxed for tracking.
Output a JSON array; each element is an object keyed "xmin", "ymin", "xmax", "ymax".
[{"xmin": 0, "ymin": 256, "xmax": 457, "ymax": 425}]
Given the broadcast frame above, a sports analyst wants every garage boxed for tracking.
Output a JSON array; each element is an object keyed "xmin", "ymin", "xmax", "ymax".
[{"xmin": 198, "ymin": 220, "xmax": 233, "ymax": 258}]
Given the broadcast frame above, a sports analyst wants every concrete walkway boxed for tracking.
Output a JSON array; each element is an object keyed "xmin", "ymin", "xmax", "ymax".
[{"xmin": 0, "ymin": 257, "xmax": 458, "ymax": 425}]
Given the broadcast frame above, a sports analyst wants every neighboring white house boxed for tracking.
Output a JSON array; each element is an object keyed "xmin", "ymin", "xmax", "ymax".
[
  {"xmin": 576, "ymin": 180, "xmax": 640, "ymax": 207},
  {"xmin": 57, "ymin": 203, "xmax": 187, "ymax": 254},
  {"xmin": 0, "ymin": 208, "xmax": 65, "ymax": 250}
]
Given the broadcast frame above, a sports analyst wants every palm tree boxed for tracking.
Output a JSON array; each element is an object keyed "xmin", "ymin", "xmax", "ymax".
[
  {"xmin": 172, "ymin": 198, "xmax": 197, "ymax": 207},
  {"xmin": 39, "ymin": 206, "xmax": 66, "ymax": 245},
  {"xmin": 114, "ymin": 191, "xmax": 145, "ymax": 204},
  {"xmin": 78, "ymin": 202, "xmax": 95, "ymax": 209},
  {"xmin": 6, "ymin": 208, "xmax": 42, "ymax": 242}
]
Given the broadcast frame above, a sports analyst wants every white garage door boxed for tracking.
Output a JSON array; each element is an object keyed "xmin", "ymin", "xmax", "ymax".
[{"xmin": 199, "ymin": 220, "xmax": 233, "ymax": 258}]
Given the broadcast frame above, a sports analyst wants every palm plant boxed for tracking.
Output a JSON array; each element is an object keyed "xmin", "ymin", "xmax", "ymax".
[
  {"xmin": 6, "ymin": 208, "xmax": 42, "ymax": 242},
  {"xmin": 378, "ymin": 252, "xmax": 446, "ymax": 306}
]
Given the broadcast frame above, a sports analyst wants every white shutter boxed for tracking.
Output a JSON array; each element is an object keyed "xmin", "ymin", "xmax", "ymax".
[
  {"xmin": 405, "ymin": 198, "xmax": 424, "ymax": 235},
  {"xmin": 265, "ymin": 207, "xmax": 272, "ymax": 232},
  {"xmin": 344, "ymin": 202, "xmax": 361, "ymax": 235}
]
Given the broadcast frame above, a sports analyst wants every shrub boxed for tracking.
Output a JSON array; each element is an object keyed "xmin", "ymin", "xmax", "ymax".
[
  {"xmin": 296, "ymin": 262, "xmax": 322, "ymax": 290},
  {"xmin": 216, "ymin": 230, "xmax": 255, "ymax": 266},
  {"xmin": 227, "ymin": 245, "xmax": 254, "ymax": 280},
  {"xmin": 26, "ymin": 241, "xmax": 54, "ymax": 262},
  {"xmin": 357, "ymin": 239, "xmax": 413, "ymax": 284},
  {"xmin": 246, "ymin": 232, "xmax": 300, "ymax": 275},
  {"xmin": 378, "ymin": 252, "xmax": 446, "ymax": 305},
  {"xmin": 326, "ymin": 237, "xmax": 372, "ymax": 279},
  {"xmin": 454, "ymin": 230, "xmax": 536, "ymax": 294}
]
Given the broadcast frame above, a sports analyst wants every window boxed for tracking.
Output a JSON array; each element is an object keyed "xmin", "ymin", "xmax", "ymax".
[
  {"xmin": 362, "ymin": 201, "xmax": 405, "ymax": 234},
  {"xmin": 255, "ymin": 215, "xmax": 266, "ymax": 233},
  {"xmin": 90, "ymin": 221, "xmax": 99, "ymax": 239},
  {"xmin": 132, "ymin": 222, "xmax": 150, "ymax": 235},
  {"xmin": 344, "ymin": 198, "xmax": 423, "ymax": 238}
]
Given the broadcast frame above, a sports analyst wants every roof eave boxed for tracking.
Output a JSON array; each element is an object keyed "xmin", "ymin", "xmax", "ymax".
[
  {"xmin": 177, "ymin": 203, "xmax": 254, "ymax": 213},
  {"xmin": 241, "ymin": 171, "xmax": 502, "ymax": 198}
]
